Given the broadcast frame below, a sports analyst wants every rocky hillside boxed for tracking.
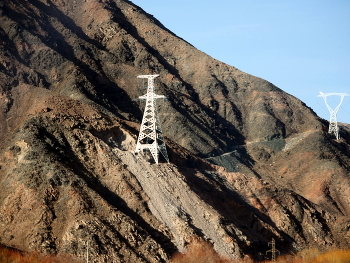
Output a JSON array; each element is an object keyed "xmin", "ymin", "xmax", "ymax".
[{"xmin": 0, "ymin": 0, "xmax": 349, "ymax": 262}]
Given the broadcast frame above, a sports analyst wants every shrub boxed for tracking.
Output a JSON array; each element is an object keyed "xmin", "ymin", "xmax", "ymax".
[
  {"xmin": 0, "ymin": 244, "xmax": 82, "ymax": 263},
  {"xmin": 170, "ymin": 237, "xmax": 231, "ymax": 263},
  {"xmin": 310, "ymin": 249, "xmax": 350, "ymax": 263},
  {"xmin": 169, "ymin": 239, "xmax": 350, "ymax": 263}
]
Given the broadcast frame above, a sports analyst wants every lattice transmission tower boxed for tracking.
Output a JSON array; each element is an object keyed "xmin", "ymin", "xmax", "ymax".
[
  {"xmin": 318, "ymin": 92, "xmax": 349, "ymax": 140},
  {"xmin": 135, "ymin": 75, "xmax": 169, "ymax": 164}
]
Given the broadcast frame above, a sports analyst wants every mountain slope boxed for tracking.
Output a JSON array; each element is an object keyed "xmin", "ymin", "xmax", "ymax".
[{"xmin": 0, "ymin": 0, "xmax": 349, "ymax": 262}]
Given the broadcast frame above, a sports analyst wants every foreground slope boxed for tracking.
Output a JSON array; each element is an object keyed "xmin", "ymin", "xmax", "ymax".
[{"xmin": 0, "ymin": 0, "xmax": 349, "ymax": 262}]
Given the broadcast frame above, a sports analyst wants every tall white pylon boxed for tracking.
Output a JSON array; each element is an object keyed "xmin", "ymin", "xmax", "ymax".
[
  {"xmin": 135, "ymin": 75, "xmax": 169, "ymax": 164},
  {"xmin": 318, "ymin": 92, "xmax": 349, "ymax": 140}
]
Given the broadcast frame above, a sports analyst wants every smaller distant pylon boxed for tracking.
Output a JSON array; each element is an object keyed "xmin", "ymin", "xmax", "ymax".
[
  {"xmin": 266, "ymin": 238, "xmax": 280, "ymax": 261},
  {"xmin": 318, "ymin": 92, "xmax": 349, "ymax": 140},
  {"xmin": 135, "ymin": 74, "xmax": 169, "ymax": 164}
]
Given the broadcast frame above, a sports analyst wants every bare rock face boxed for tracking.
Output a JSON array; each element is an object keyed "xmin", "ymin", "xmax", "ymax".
[{"xmin": 0, "ymin": 0, "xmax": 350, "ymax": 262}]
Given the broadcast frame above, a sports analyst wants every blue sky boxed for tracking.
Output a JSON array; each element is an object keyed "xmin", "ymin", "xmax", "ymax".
[{"xmin": 131, "ymin": 0, "xmax": 350, "ymax": 124}]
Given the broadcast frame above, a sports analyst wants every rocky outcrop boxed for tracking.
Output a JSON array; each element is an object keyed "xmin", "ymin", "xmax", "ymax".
[{"xmin": 0, "ymin": 0, "xmax": 349, "ymax": 262}]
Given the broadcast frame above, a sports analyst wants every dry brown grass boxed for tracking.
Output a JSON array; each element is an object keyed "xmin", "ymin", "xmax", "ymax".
[
  {"xmin": 170, "ymin": 237, "xmax": 231, "ymax": 263},
  {"xmin": 1, "ymin": 240, "xmax": 349, "ymax": 262},
  {"xmin": 0, "ymin": 244, "xmax": 82, "ymax": 263},
  {"xmin": 0, "ymin": 244, "xmax": 39, "ymax": 263},
  {"xmin": 306, "ymin": 249, "xmax": 350, "ymax": 263},
  {"xmin": 261, "ymin": 248, "xmax": 350, "ymax": 263},
  {"xmin": 169, "ymin": 238, "xmax": 350, "ymax": 263}
]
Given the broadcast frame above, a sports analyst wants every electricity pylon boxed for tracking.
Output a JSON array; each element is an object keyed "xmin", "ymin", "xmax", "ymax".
[
  {"xmin": 318, "ymin": 92, "xmax": 349, "ymax": 140},
  {"xmin": 266, "ymin": 238, "xmax": 280, "ymax": 261},
  {"xmin": 135, "ymin": 75, "xmax": 169, "ymax": 164}
]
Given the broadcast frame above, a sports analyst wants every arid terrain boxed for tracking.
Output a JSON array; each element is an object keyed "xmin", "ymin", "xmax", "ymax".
[{"xmin": 0, "ymin": 0, "xmax": 349, "ymax": 262}]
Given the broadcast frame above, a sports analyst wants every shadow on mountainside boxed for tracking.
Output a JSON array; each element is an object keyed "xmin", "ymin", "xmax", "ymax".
[
  {"xmin": 179, "ymin": 167, "xmax": 295, "ymax": 259},
  {"xmin": 58, "ymin": 143, "xmax": 179, "ymax": 257},
  {"xmin": 4, "ymin": 0, "xmax": 141, "ymax": 120}
]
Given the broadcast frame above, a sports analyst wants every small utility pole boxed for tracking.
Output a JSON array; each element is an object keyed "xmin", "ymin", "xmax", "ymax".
[
  {"xmin": 86, "ymin": 241, "xmax": 89, "ymax": 263},
  {"xmin": 266, "ymin": 238, "xmax": 280, "ymax": 261}
]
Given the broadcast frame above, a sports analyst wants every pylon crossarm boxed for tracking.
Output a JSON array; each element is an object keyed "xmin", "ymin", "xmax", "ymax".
[{"xmin": 318, "ymin": 92, "xmax": 350, "ymax": 97}]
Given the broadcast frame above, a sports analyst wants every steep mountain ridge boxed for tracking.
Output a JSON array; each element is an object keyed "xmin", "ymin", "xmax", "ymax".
[{"xmin": 0, "ymin": 0, "xmax": 349, "ymax": 262}]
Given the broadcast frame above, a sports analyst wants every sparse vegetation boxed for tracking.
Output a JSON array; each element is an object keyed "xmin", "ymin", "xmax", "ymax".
[
  {"xmin": 1, "ymin": 238, "xmax": 349, "ymax": 262},
  {"xmin": 0, "ymin": 244, "xmax": 82, "ymax": 263},
  {"xmin": 170, "ymin": 237, "xmax": 231, "ymax": 263},
  {"xmin": 169, "ymin": 238, "xmax": 350, "ymax": 263}
]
